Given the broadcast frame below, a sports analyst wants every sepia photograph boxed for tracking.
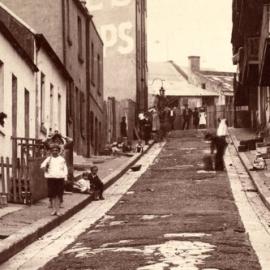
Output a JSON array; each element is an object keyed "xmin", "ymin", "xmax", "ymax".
[{"xmin": 0, "ymin": 0, "xmax": 269, "ymax": 269}]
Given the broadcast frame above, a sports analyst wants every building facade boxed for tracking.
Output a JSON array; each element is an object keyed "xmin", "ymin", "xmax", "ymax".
[
  {"xmin": 87, "ymin": 0, "xmax": 148, "ymax": 142},
  {"xmin": 148, "ymin": 61, "xmax": 221, "ymax": 129},
  {"xmin": 0, "ymin": 22, "xmax": 37, "ymax": 158},
  {"xmin": 1, "ymin": 0, "xmax": 104, "ymax": 156},
  {"xmin": 0, "ymin": 8, "xmax": 71, "ymax": 158},
  {"xmin": 231, "ymin": 0, "xmax": 270, "ymax": 129}
]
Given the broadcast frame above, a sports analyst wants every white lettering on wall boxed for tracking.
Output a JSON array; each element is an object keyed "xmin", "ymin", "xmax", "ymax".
[
  {"xmin": 100, "ymin": 22, "xmax": 134, "ymax": 57},
  {"xmin": 118, "ymin": 22, "xmax": 134, "ymax": 54},
  {"xmin": 100, "ymin": 24, "xmax": 118, "ymax": 57},
  {"xmin": 111, "ymin": 0, "xmax": 132, "ymax": 7}
]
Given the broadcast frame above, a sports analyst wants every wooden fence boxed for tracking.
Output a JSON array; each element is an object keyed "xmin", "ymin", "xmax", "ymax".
[
  {"xmin": 0, "ymin": 157, "xmax": 11, "ymax": 206},
  {"xmin": 10, "ymin": 137, "xmax": 47, "ymax": 204}
]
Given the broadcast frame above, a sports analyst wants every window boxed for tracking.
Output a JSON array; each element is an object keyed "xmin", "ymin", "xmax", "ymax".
[
  {"xmin": 77, "ymin": 16, "xmax": 83, "ymax": 60},
  {"xmin": 91, "ymin": 42, "xmax": 95, "ymax": 85},
  {"xmin": 67, "ymin": 82, "xmax": 73, "ymax": 119},
  {"xmin": 66, "ymin": 0, "xmax": 72, "ymax": 45},
  {"xmin": 97, "ymin": 54, "xmax": 101, "ymax": 95},
  {"xmin": 80, "ymin": 91, "xmax": 85, "ymax": 136},
  {"xmin": 12, "ymin": 74, "xmax": 17, "ymax": 137},
  {"xmin": 24, "ymin": 89, "xmax": 30, "ymax": 138},
  {"xmin": 76, "ymin": 86, "xmax": 79, "ymax": 126},
  {"xmin": 49, "ymin": 84, "xmax": 54, "ymax": 130},
  {"xmin": 40, "ymin": 73, "xmax": 46, "ymax": 126},
  {"xmin": 58, "ymin": 93, "xmax": 62, "ymax": 132},
  {"xmin": 90, "ymin": 111, "xmax": 94, "ymax": 146},
  {"xmin": 201, "ymin": 83, "xmax": 206, "ymax": 89}
]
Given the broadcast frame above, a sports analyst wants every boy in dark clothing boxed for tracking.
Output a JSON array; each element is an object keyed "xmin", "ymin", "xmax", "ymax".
[
  {"xmin": 182, "ymin": 105, "xmax": 192, "ymax": 130},
  {"xmin": 89, "ymin": 166, "xmax": 104, "ymax": 200}
]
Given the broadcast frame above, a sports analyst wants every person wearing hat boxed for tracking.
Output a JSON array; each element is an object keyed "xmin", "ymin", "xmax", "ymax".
[
  {"xmin": 155, "ymin": 87, "xmax": 168, "ymax": 112},
  {"xmin": 41, "ymin": 144, "xmax": 68, "ymax": 216}
]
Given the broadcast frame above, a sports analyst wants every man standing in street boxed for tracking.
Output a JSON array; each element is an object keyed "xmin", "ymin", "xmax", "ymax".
[
  {"xmin": 155, "ymin": 87, "xmax": 168, "ymax": 112},
  {"xmin": 182, "ymin": 104, "xmax": 192, "ymax": 130}
]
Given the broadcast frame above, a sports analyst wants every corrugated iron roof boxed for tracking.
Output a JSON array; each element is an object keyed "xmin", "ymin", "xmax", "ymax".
[{"xmin": 148, "ymin": 62, "xmax": 219, "ymax": 97}]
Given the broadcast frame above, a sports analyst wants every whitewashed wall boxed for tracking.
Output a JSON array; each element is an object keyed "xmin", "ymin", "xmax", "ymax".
[
  {"xmin": 36, "ymin": 47, "xmax": 67, "ymax": 139},
  {"xmin": 0, "ymin": 31, "xmax": 36, "ymax": 158}
]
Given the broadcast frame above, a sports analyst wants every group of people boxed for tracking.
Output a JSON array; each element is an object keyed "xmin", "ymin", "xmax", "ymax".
[{"xmin": 182, "ymin": 105, "xmax": 207, "ymax": 130}]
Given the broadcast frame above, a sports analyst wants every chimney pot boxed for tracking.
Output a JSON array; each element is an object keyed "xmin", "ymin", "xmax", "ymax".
[{"xmin": 188, "ymin": 56, "xmax": 200, "ymax": 73}]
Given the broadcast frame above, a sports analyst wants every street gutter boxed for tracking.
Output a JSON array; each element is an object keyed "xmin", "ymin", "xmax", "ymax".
[
  {"xmin": 229, "ymin": 134, "xmax": 270, "ymax": 212},
  {"xmin": 0, "ymin": 142, "xmax": 155, "ymax": 264}
]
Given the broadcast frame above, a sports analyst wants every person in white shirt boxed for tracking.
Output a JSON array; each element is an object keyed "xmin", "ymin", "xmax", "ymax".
[{"xmin": 41, "ymin": 144, "xmax": 68, "ymax": 216}]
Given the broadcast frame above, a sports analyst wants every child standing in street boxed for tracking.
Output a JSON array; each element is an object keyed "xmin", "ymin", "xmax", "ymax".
[
  {"xmin": 41, "ymin": 144, "xmax": 68, "ymax": 216},
  {"xmin": 89, "ymin": 166, "xmax": 104, "ymax": 200}
]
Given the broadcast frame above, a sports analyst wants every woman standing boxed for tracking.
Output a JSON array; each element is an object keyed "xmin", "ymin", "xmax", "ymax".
[
  {"xmin": 151, "ymin": 107, "xmax": 160, "ymax": 142},
  {"xmin": 41, "ymin": 144, "xmax": 68, "ymax": 216},
  {"xmin": 142, "ymin": 113, "xmax": 152, "ymax": 145},
  {"xmin": 193, "ymin": 107, "xmax": 199, "ymax": 129},
  {"xmin": 199, "ymin": 108, "xmax": 207, "ymax": 129}
]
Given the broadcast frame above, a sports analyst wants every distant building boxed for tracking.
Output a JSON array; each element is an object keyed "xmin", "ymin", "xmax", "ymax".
[
  {"xmin": 87, "ymin": 0, "xmax": 148, "ymax": 142},
  {"xmin": 1, "ymin": 0, "xmax": 104, "ymax": 156},
  {"xmin": 148, "ymin": 61, "xmax": 219, "ymax": 129},
  {"xmin": 178, "ymin": 56, "xmax": 234, "ymax": 107},
  {"xmin": 0, "ymin": 6, "xmax": 71, "ymax": 159}
]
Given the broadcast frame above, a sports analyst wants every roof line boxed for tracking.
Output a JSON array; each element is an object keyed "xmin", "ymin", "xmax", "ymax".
[
  {"xmin": 0, "ymin": 21, "xmax": 38, "ymax": 72},
  {"xmin": 0, "ymin": 2, "xmax": 36, "ymax": 34},
  {"xmin": 169, "ymin": 60, "xmax": 189, "ymax": 80},
  {"xmin": 35, "ymin": 34, "xmax": 73, "ymax": 81}
]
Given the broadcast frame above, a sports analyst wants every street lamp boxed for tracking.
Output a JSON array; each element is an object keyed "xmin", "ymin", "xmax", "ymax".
[{"xmin": 150, "ymin": 78, "xmax": 166, "ymax": 95}]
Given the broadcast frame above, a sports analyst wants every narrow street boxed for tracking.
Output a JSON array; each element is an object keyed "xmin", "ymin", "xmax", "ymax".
[{"xmin": 2, "ymin": 130, "xmax": 269, "ymax": 270}]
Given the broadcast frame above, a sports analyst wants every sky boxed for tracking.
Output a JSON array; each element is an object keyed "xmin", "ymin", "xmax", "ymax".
[{"xmin": 147, "ymin": 0, "xmax": 235, "ymax": 72}]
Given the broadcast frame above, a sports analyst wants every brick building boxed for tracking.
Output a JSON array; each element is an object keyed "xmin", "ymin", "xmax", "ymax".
[
  {"xmin": 1, "ymin": 0, "xmax": 104, "ymax": 156},
  {"xmin": 87, "ymin": 0, "xmax": 148, "ymax": 142},
  {"xmin": 231, "ymin": 0, "xmax": 270, "ymax": 130}
]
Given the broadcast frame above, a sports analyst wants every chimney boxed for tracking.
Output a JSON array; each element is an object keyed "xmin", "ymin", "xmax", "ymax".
[{"xmin": 188, "ymin": 56, "xmax": 200, "ymax": 73}]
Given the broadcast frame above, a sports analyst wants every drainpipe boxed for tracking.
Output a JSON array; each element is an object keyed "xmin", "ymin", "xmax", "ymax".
[
  {"xmin": 62, "ymin": 0, "xmax": 67, "ymax": 66},
  {"xmin": 35, "ymin": 42, "xmax": 39, "ymax": 139}
]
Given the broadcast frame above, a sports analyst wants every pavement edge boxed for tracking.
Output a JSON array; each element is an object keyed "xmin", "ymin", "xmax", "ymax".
[
  {"xmin": 0, "ymin": 142, "xmax": 156, "ymax": 264},
  {"xmin": 229, "ymin": 133, "xmax": 270, "ymax": 211}
]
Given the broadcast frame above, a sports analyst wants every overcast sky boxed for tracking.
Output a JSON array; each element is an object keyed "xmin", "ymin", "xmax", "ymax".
[{"xmin": 147, "ymin": 0, "xmax": 235, "ymax": 72}]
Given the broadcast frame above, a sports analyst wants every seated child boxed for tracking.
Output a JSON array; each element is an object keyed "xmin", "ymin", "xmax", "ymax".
[
  {"xmin": 73, "ymin": 172, "xmax": 90, "ymax": 193},
  {"xmin": 111, "ymin": 142, "xmax": 121, "ymax": 155},
  {"xmin": 251, "ymin": 152, "xmax": 266, "ymax": 171},
  {"xmin": 89, "ymin": 166, "xmax": 104, "ymax": 200},
  {"xmin": 135, "ymin": 140, "xmax": 144, "ymax": 153}
]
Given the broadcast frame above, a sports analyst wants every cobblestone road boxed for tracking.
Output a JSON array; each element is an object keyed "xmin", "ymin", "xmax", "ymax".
[
  {"xmin": 1, "ymin": 130, "xmax": 265, "ymax": 270},
  {"xmin": 40, "ymin": 130, "xmax": 261, "ymax": 270}
]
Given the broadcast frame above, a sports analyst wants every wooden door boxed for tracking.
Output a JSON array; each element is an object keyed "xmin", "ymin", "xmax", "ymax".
[
  {"xmin": 12, "ymin": 75, "xmax": 17, "ymax": 137},
  {"xmin": 24, "ymin": 89, "xmax": 30, "ymax": 138}
]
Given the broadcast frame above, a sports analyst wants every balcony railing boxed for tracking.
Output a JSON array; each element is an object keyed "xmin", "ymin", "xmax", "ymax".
[
  {"xmin": 238, "ymin": 37, "xmax": 259, "ymax": 83},
  {"xmin": 259, "ymin": 4, "xmax": 270, "ymax": 68},
  {"xmin": 246, "ymin": 37, "xmax": 259, "ymax": 62}
]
